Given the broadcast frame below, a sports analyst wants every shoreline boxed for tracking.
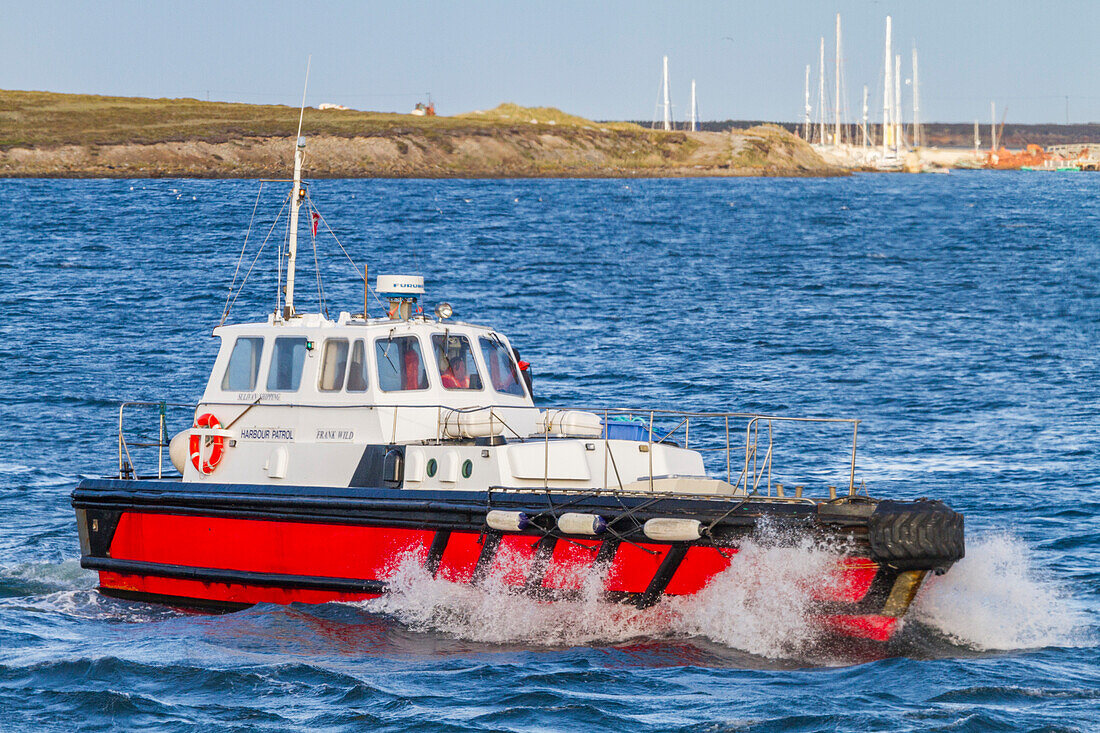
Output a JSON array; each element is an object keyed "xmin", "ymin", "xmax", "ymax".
[
  {"xmin": 0, "ymin": 132, "xmax": 843, "ymax": 180},
  {"xmin": 0, "ymin": 168, "xmax": 850, "ymax": 180}
]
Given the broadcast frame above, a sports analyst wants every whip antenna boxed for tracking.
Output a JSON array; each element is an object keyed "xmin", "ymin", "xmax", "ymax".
[
  {"xmin": 296, "ymin": 55, "xmax": 311, "ymax": 143},
  {"xmin": 284, "ymin": 56, "xmax": 311, "ymax": 320}
]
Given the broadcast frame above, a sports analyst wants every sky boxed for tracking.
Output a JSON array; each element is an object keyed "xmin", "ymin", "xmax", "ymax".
[{"xmin": 3, "ymin": 0, "xmax": 1099, "ymax": 124}]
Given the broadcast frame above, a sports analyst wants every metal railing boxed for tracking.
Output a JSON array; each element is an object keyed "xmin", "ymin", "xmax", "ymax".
[
  {"xmin": 126, "ymin": 398, "xmax": 861, "ymax": 498},
  {"xmin": 117, "ymin": 401, "xmax": 194, "ymax": 479},
  {"xmin": 431, "ymin": 404, "xmax": 860, "ymax": 498}
]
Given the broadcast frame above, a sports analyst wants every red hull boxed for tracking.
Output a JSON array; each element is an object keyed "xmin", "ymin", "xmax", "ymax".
[{"xmin": 94, "ymin": 511, "xmax": 903, "ymax": 642}]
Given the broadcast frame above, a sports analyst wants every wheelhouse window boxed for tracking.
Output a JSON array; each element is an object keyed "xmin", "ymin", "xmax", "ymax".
[
  {"xmin": 432, "ymin": 333, "xmax": 483, "ymax": 390},
  {"xmin": 319, "ymin": 339, "xmax": 349, "ymax": 392},
  {"xmin": 221, "ymin": 337, "xmax": 263, "ymax": 391},
  {"xmin": 479, "ymin": 337, "xmax": 526, "ymax": 397},
  {"xmin": 375, "ymin": 336, "xmax": 429, "ymax": 391},
  {"xmin": 347, "ymin": 339, "xmax": 369, "ymax": 392},
  {"xmin": 267, "ymin": 337, "xmax": 308, "ymax": 391}
]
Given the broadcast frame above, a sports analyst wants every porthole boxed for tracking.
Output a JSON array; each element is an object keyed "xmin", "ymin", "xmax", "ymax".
[
  {"xmin": 461, "ymin": 459, "xmax": 473, "ymax": 479},
  {"xmin": 426, "ymin": 458, "xmax": 438, "ymax": 478}
]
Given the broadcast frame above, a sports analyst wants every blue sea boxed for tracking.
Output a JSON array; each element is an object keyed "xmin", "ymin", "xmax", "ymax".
[{"xmin": 0, "ymin": 174, "xmax": 1096, "ymax": 731}]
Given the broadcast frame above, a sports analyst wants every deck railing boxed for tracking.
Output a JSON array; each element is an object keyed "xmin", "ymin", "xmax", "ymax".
[
  {"xmin": 119, "ymin": 400, "xmax": 861, "ymax": 497},
  {"xmin": 435, "ymin": 405, "xmax": 860, "ymax": 498},
  {"xmin": 116, "ymin": 401, "xmax": 194, "ymax": 479}
]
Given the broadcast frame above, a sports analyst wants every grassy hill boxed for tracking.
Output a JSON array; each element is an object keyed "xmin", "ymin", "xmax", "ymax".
[
  {"xmin": 0, "ymin": 90, "xmax": 837, "ymax": 178},
  {"xmin": 0, "ymin": 91, "xmax": 641, "ymax": 149}
]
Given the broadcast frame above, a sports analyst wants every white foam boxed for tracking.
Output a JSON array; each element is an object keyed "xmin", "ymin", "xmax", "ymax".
[
  {"xmin": 361, "ymin": 530, "xmax": 1094, "ymax": 657},
  {"xmin": 670, "ymin": 532, "xmax": 845, "ymax": 657},
  {"xmin": 911, "ymin": 533, "xmax": 1089, "ymax": 650},
  {"xmin": 1, "ymin": 559, "xmax": 96, "ymax": 590},
  {"xmin": 0, "ymin": 587, "xmax": 187, "ymax": 623},
  {"xmin": 365, "ymin": 549, "xmax": 667, "ymax": 646},
  {"xmin": 361, "ymin": 532, "xmax": 852, "ymax": 658}
]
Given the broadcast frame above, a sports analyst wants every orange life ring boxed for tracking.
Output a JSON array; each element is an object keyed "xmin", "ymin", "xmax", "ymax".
[{"xmin": 190, "ymin": 413, "xmax": 225, "ymax": 474}]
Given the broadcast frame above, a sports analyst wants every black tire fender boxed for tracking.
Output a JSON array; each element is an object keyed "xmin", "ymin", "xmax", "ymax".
[{"xmin": 868, "ymin": 499, "xmax": 965, "ymax": 573}]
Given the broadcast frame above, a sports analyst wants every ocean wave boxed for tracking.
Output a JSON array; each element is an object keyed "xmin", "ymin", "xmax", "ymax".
[
  {"xmin": 0, "ymin": 590, "xmax": 184, "ymax": 624},
  {"xmin": 0, "ymin": 560, "xmax": 95, "ymax": 596},
  {"xmin": 0, "ymin": 658, "xmax": 308, "ymax": 730},
  {"xmin": 0, "ymin": 462, "xmax": 76, "ymax": 488}
]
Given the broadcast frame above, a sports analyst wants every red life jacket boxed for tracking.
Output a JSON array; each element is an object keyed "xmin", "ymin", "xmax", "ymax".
[{"xmin": 403, "ymin": 347, "xmax": 424, "ymax": 389}]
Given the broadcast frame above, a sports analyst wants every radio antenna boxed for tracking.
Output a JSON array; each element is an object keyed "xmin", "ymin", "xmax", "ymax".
[
  {"xmin": 296, "ymin": 56, "xmax": 311, "ymax": 142},
  {"xmin": 284, "ymin": 55, "xmax": 311, "ymax": 320}
]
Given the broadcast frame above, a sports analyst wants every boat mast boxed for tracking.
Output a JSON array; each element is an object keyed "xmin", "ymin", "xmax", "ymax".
[
  {"xmin": 883, "ymin": 16, "xmax": 892, "ymax": 157},
  {"xmin": 894, "ymin": 54, "xmax": 902, "ymax": 155},
  {"xmin": 662, "ymin": 56, "xmax": 672, "ymax": 131},
  {"xmin": 911, "ymin": 47, "xmax": 920, "ymax": 149},
  {"xmin": 834, "ymin": 13, "xmax": 841, "ymax": 147},
  {"xmin": 862, "ymin": 85, "xmax": 869, "ymax": 148},
  {"xmin": 284, "ymin": 57, "xmax": 311, "ymax": 320},
  {"xmin": 690, "ymin": 79, "xmax": 697, "ymax": 132},
  {"xmin": 803, "ymin": 64, "xmax": 811, "ymax": 140},
  {"xmin": 817, "ymin": 36, "xmax": 826, "ymax": 144},
  {"xmin": 994, "ymin": 100, "xmax": 1003, "ymax": 149}
]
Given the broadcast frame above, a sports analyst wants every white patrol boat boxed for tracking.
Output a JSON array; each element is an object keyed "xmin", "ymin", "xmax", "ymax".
[{"xmin": 72, "ymin": 133, "xmax": 964, "ymax": 644}]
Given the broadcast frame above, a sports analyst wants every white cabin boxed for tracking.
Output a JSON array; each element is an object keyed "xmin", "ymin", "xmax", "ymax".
[{"xmin": 173, "ymin": 285, "xmax": 711, "ymax": 494}]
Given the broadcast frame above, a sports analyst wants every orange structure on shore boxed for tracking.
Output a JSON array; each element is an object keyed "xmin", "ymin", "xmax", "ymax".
[
  {"xmin": 986, "ymin": 144, "xmax": 1050, "ymax": 169},
  {"xmin": 985, "ymin": 143, "xmax": 1095, "ymax": 170}
]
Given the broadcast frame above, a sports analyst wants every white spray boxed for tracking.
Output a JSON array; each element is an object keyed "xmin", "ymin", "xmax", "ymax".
[
  {"xmin": 364, "ymin": 529, "xmax": 851, "ymax": 658},
  {"xmin": 911, "ymin": 533, "xmax": 1088, "ymax": 651}
]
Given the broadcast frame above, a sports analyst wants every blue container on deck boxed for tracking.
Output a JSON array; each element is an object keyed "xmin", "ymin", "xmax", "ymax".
[{"xmin": 604, "ymin": 417, "xmax": 650, "ymax": 442}]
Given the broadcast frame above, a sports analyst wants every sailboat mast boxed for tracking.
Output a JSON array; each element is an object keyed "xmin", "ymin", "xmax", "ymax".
[
  {"xmin": 690, "ymin": 79, "xmax": 697, "ymax": 132},
  {"xmin": 834, "ymin": 13, "xmax": 841, "ymax": 146},
  {"xmin": 818, "ymin": 37, "xmax": 826, "ymax": 144},
  {"xmin": 991, "ymin": 101, "xmax": 996, "ymax": 151},
  {"xmin": 883, "ymin": 16, "xmax": 892, "ymax": 157},
  {"xmin": 912, "ymin": 47, "xmax": 920, "ymax": 148},
  {"xmin": 803, "ymin": 65, "xmax": 811, "ymax": 140},
  {"xmin": 894, "ymin": 54, "xmax": 902, "ymax": 154},
  {"xmin": 862, "ymin": 85, "xmax": 869, "ymax": 148},
  {"xmin": 662, "ymin": 56, "xmax": 671, "ymax": 131},
  {"xmin": 284, "ymin": 57, "xmax": 311, "ymax": 320}
]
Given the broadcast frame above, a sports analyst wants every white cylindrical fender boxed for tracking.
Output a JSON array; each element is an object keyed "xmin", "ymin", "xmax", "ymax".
[
  {"xmin": 643, "ymin": 518, "xmax": 703, "ymax": 542},
  {"xmin": 540, "ymin": 410, "xmax": 603, "ymax": 438},
  {"xmin": 486, "ymin": 510, "xmax": 530, "ymax": 532},
  {"xmin": 168, "ymin": 430, "xmax": 189, "ymax": 474},
  {"xmin": 557, "ymin": 512, "xmax": 607, "ymax": 535},
  {"xmin": 441, "ymin": 409, "xmax": 505, "ymax": 439}
]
